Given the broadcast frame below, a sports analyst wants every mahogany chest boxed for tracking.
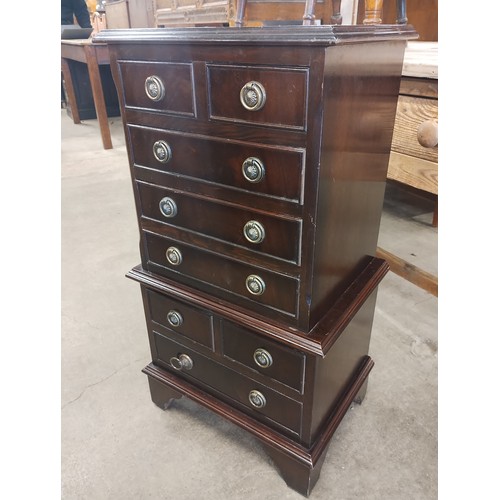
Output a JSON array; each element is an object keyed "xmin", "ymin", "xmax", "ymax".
[{"xmin": 95, "ymin": 24, "xmax": 416, "ymax": 496}]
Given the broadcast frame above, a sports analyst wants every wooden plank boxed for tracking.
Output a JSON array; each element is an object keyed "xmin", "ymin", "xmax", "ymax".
[
  {"xmin": 388, "ymin": 151, "xmax": 437, "ymax": 195},
  {"xmin": 399, "ymin": 77, "xmax": 438, "ymax": 99},
  {"xmin": 376, "ymin": 247, "xmax": 437, "ymax": 297}
]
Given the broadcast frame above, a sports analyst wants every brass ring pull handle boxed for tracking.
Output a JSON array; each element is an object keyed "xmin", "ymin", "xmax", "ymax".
[
  {"xmin": 240, "ymin": 81, "xmax": 266, "ymax": 111},
  {"xmin": 253, "ymin": 348, "xmax": 273, "ymax": 368},
  {"xmin": 248, "ymin": 390, "xmax": 266, "ymax": 408},
  {"xmin": 159, "ymin": 197, "xmax": 178, "ymax": 218},
  {"xmin": 245, "ymin": 275, "xmax": 266, "ymax": 295},
  {"xmin": 166, "ymin": 246, "xmax": 183, "ymax": 266},
  {"xmin": 166, "ymin": 310, "xmax": 183, "ymax": 328},
  {"xmin": 170, "ymin": 353, "xmax": 193, "ymax": 371},
  {"xmin": 242, "ymin": 157, "xmax": 265, "ymax": 183},
  {"xmin": 153, "ymin": 140, "xmax": 172, "ymax": 163},
  {"xmin": 417, "ymin": 119, "xmax": 438, "ymax": 148},
  {"xmin": 145, "ymin": 75, "xmax": 165, "ymax": 102},
  {"xmin": 243, "ymin": 221, "xmax": 265, "ymax": 244}
]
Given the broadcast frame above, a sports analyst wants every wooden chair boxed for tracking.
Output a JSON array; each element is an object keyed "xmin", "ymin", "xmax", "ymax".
[{"xmin": 235, "ymin": 0, "xmax": 408, "ymax": 27}]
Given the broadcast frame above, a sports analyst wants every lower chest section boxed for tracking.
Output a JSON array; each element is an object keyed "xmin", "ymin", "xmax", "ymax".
[{"xmin": 136, "ymin": 272, "xmax": 379, "ymax": 446}]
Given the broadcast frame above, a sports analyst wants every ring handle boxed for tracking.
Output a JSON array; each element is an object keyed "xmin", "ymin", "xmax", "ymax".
[
  {"xmin": 167, "ymin": 310, "xmax": 183, "ymax": 328},
  {"xmin": 245, "ymin": 275, "xmax": 266, "ymax": 295},
  {"xmin": 170, "ymin": 353, "xmax": 193, "ymax": 371},
  {"xmin": 253, "ymin": 348, "xmax": 273, "ymax": 368},
  {"xmin": 166, "ymin": 246, "xmax": 183, "ymax": 266},
  {"xmin": 242, "ymin": 157, "xmax": 265, "ymax": 183},
  {"xmin": 248, "ymin": 389, "xmax": 266, "ymax": 408},
  {"xmin": 153, "ymin": 140, "xmax": 172, "ymax": 163},
  {"xmin": 240, "ymin": 81, "xmax": 266, "ymax": 111},
  {"xmin": 145, "ymin": 75, "xmax": 165, "ymax": 102},
  {"xmin": 243, "ymin": 221, "xmax": 265, "ymax": 244},
  {"xmin": 159, "ymin": 197, "xmax": 178, "ymax": 218}
]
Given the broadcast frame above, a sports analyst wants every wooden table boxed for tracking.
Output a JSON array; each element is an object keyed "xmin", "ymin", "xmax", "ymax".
[
  {"xmin": 61, "ymin": 39, "xmax": 113, "ymax": 150},
  {"xmin": 377, "ymin": 41, "xmax": 438, "ymax": 297}
]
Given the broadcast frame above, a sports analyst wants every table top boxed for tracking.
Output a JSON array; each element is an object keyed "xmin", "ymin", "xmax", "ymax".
[{"xmin": 402, "ymin": 41, "xmax": 438, "ymax": 79}]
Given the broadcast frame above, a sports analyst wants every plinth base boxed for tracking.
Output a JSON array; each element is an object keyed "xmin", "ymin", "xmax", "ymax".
[{"xmin": 143, "ymin": 355, "xmax": 373, "ymax": 497}]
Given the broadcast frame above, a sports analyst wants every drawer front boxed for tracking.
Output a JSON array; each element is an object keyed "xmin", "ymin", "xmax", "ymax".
[
  {"xmin": 207, "ymin": 64, "xmax": 308, "ymax": 130},
  {"xmin": 388, "ymin": 151, "xmax": 438, "ymax": 195},
  {"xmin": 138, "ymin": 182, "xmax": 302, "ymax": 263},
  {"xmin": 154, "ymin": 331, "xmax": 302, "ymax": 434},
  {"xmin": 144, "ymin": 231, "xmax": 299, "ymax": 317},
  {"xmin": 118, "ymin": 61, "xmax": 195, "ymax": 116},
  {"xmin": 129, "ymin": 126, "xmax": 305, "ymax": 204},
  {"xmin": 222, "ymin": 321, "xmax": 305, "ymax": 392},
  {"xmin": 146, "ymin": 289, "xmax": 213, "ymax": 348},
  {"xmin": 391, "ymin": 95, "xmax": 438, "ymax": 163}
]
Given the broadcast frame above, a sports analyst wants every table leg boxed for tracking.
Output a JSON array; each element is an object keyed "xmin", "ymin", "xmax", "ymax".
[
  {"xmin": 84, "ymin": 45, "xmax": 113, "ymax": 150},
  {"xmin": 61, "ymin": 58, "xmax": 81, "ymax": 124}
]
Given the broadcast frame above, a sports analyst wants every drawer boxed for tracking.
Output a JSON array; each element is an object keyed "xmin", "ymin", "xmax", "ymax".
[
  {"xmin": 221, "ymin": 321, "xmax": 305, "ymax": 392},
  {"xmin": 137, "ymin": 182, "xmax": 302, "ymax": 263},
  {"xmin": 391, "ymin": 95, "xmax": 438, "ymax": 163},
  {"xmin": 207, "ymin": 64, "xmax": 308, "ymax": 130},
  {"xmin": 144, "ymin": 231, "xmax": 299, "ymax": 317},
  {"xmin": 118, "ymin": 61, "xmax": 195, "ymax": 116},
  {"xmin": 153, "ymin": 331, "xmax": 302, "ymax": 434},
  {"xmin": 128, "ymin": 126, "xmax": 305, "ymax": 204},
  {"xmin": 146, "ymin": 289, "xmax": 214, "ymax": 348},
  {"xmin": 387, "ymin": 151, "xmax": 438, "ymax": 195}
]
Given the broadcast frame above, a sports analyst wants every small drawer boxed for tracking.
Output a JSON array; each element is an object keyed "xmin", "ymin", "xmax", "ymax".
[
  {"xmin": 154, "ymin": 332, "xmax": 302, "ymax": 434},
  {"xmin": 222, "ymin": 321, "xmax": 305, "ymax": 392},
  {"xmin": 143, "ymin": 232, "xmax": 299, "ymax": 317},
  {"xmin": 128, "ymin": 126, "xmax": 305, "ymax": 204},
  {"xmin": 146, "ymin": 289, "xmax": 213, "ymax": 348},
  {"xmin": 207, "ymin": 64, "xmax": 308, "ymax": 130},
  {"xmin": 137, "ymin": 182, "xmax": 302, "ymax": 263},
  {"xmin": 391, "ymin": 95, "xmax": 438, "ymax": 163},
  {"xmin": 118, "ymin": 61, "xmax": 195, "ymax": 116}
]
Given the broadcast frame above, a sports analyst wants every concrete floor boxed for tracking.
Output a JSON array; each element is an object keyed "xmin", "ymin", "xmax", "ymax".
[{"xmin": 61, "ymin": 110, "xmax": 438, "ymax": 499}]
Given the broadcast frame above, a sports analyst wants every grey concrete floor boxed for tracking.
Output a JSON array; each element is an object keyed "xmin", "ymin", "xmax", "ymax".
[{"xmin": 61, "ymin": 110, "xmax": 438, "ymax": 499}]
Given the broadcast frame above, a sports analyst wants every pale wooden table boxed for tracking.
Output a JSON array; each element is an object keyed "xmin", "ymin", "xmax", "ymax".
[{"xmin": 61, "ymin": 39, "xmax": 113, "ymax": 150}]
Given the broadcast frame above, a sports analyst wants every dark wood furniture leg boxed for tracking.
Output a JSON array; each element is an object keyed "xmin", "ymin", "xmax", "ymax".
[
  {"xmin": 353, "ymin": 378, "xmax": 369, "ymax": 404},
  {"xmin": 147, "ymin": 375, "xmax": 183, "ymax": 410},
  {"xmin": 83, "ymin": 45, "xmax": 113, "ymax": 150},
  {"xmin": 61, "ymin": 58, "xmax": 81, "ymax": 124},
  {"xmin": 262, "ymin": 445, "xmax": 328, "ymax": 498}
]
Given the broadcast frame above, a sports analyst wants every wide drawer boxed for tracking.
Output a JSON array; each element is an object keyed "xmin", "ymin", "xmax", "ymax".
[
  {"xmin": 221, "ymin": 321, "xmax": 305, "ymax": 393},
  {"xmin": 137, "ymin": 181, "xmax": 302, "ymax": 263},
  {"xmin": 146, "ymin": 289, "xmax": 214, "ymax": 348},
  {"xmin": 207, "ymin": 64, "xmax": 308, "ymax": 130},
  {"xmin": 153, "ymin": 331, "xmax": 302, "ymax": 434},
  {"xmin": 143, "ymin": 231, "xmax": 299, "ymax": 317},
  {"xmin": 118, "ymin": 61, "xmax": 195, "ymax": 116},
  {"xmin": 128, "ymin": 125, "xmax": 305, "ymax": 204}
]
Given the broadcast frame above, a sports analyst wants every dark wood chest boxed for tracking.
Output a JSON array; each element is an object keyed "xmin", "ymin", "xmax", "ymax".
[{"xmin": 96, "ymin": 24, "xmax": 416, "ymax": 496}]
